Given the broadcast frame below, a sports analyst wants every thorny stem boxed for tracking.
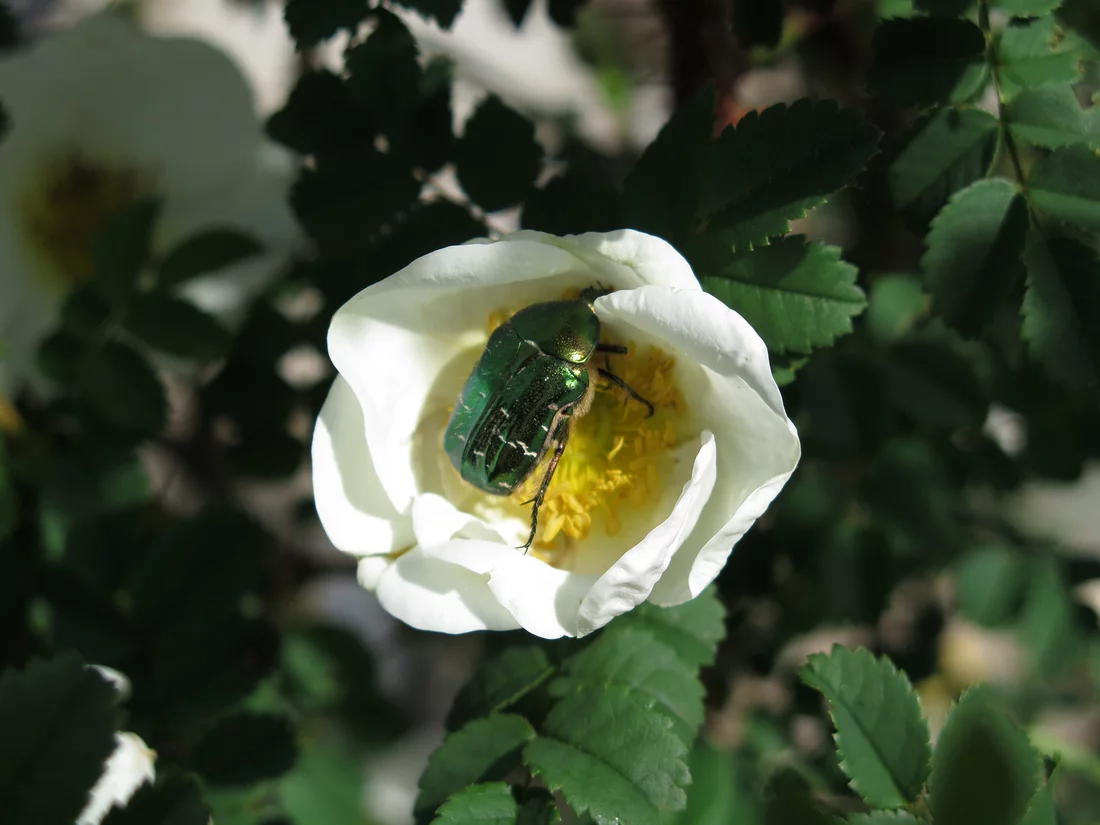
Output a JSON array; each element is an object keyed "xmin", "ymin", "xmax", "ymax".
[{"xmin": 978, "ymin": 0, "xmax": 1027, "ymax": 187}]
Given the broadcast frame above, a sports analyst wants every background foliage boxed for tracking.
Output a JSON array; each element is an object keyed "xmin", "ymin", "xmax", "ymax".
[{"xmin": 2, "ymin": 0, "xmax": 1100, "ymax": 823}]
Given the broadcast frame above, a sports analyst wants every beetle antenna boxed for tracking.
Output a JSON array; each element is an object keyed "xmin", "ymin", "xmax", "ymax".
[
  {"xmin": 597, "ymin": 368, "xmax": 655, "ymax": 417},
  {"xmin": 518, "ymin": 421, "xmax": 571, "ymax": 553}
]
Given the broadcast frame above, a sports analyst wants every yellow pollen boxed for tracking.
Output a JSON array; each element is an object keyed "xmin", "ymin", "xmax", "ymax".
[
  {"xmin": 514, "ymin": 342, "xmax": 686, "ymax": 553},
  {"xmin": 19, "ymin": 154, "xmax": 151, "ymax": 292}
]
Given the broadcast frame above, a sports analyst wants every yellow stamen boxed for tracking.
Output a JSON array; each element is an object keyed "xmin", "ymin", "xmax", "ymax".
[
  {"xmin": 19, "ymin": 154, "xmax": 151, "ymax": 291},
  {"xmin": 514, "ymin": 341, "xmax": 686, "ymax": 556}
]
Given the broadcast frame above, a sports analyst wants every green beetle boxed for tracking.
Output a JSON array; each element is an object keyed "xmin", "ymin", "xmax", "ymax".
[{"xmin": 444, "ymin": 288, "xmax": 653, "ymax": 552}]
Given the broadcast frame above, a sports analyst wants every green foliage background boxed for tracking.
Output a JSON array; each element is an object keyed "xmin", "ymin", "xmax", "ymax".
[{"xmin": 2, "ymin": 0, "xmax": 1100, "ymax": 823}]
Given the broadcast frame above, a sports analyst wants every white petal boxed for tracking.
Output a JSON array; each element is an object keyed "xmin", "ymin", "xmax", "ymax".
[
  {"xmin": 569, "ymin": 229, "xmax": 702, "ymax": 290},
  {"xmin": 311, "ymin": 376, "xmax": 414, "ymax": 556},
  {"xmin": 0, "ymin": 13, "xmax": 262, "ymax": 199},
  {"xmin": 77, "ymin": 733, "xmax": 156, "ymax": 825},
  {"xmin": 371, "ymin": 548, "xmax": 520, "ymax": 634},
  {"xmin": 576, "ymin": 431, "xmax": 717, "ymax": 636},
  {"xmin": 596, "ymin": 286, "xmax": 800, "ymax": 606},
  {"xmin": 420, "ymin": 540, "xmax": 595, "ymax": 639}
]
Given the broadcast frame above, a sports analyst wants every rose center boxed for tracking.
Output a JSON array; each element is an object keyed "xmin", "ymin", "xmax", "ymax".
[
  {"xmin": 18, "ymin": 154, "xmax": 150, "ymax": 292},
  {"xmin": 516, "ymin": 341, "xmax": 686, "ymax": 563}
]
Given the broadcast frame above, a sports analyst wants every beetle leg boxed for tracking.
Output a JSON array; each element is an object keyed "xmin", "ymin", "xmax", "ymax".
[
  {"xmin": 597, "ymin": 368, "xmax": 655, "ymax": 417},
  {"xmin": 518, "ymin": 420, "xmax": 572, "ymax": 554},
  {"xmin": 596, "ymin": 343, "xmax": 628, "ymax": 355}
]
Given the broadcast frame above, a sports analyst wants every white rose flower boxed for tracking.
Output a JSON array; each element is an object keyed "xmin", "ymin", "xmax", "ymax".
[
  {"xmin": 0, "ymin": 11, "xmax": 300, "ymax": 395},
  {"xmin": 312, "ymin": 230, "xmax": 800, "ymax": 638},
  {"xmin": 77, "ymin": 732, "xmax": 157, "ymax": 825}
]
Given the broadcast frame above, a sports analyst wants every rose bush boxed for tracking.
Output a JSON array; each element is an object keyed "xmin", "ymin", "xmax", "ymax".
[{"xmin": 312, "ymin": 229, "xmax": 800, "ymax": 638}]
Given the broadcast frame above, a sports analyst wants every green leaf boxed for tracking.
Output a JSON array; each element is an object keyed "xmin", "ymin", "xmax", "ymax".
[
  {"xmin": 445, "ymin": 647, "xmax": 553, "ymax": 732},
  {"xmin": 621, "ymin": 588, "xmax": 726, "ymax": 669},
  {"xmin": 267, "ymin": 70, "xmax": 375, "ymax": 154},
  {"xmin": 701, "ymin": 100, "xmax": 880, "ymax": 250},
  {"xmin": 345, "ymin": 10, "xmax": 421, "ymax": 126},
  {"xmin": 524, "ymin": 687, "xmax": 690, "ymax": 823},
  {"xmin": 1018, "ymin": 775, "xmax": 1058, "ymax": 825},
  {"xmin": 1017, "ymin": 559, "xmax": 1082, "ymax": 672},
  {"xmin": 921, "ymin": 178, "xmax": 1029, "ymax": 337},
  {"xmin": 292, "ymin": 147, "xmax": 421, "ymax": 255},
  {"xmin": 0, "ymin": 654, "xmax": 119, "ymax": 825},
  {"xmin": 622, "ymin": 86, "xmax": 717, "ymax": 242},
  {"xmin": 998, "ymin": 17, "xmax": 1095, "ymax": 99},
  {"xmin": 929, "ymin": 687, "xmax": 1039, "ymax": 825},
  {"xmin": 847, "ymin": 813, "xmax": 921, "ymax": 825},
  {"xmin": 364, "ymin": 200, "xmax": 486, "ymax": 286},
  {"xmin": 1021, "ymin": 236, "xmax": 1100, "ymax": 393},
  {"xmin": 522, "ymin": 164, "xmax": 623, "ymax": 235},
  {"xmin": 158, "ymin": 229, "xmax": 263, "ymax": 288},
  {"xmin": 800, "ymin": 645, "xmax": 931, "ymax": 809},
  {"xmin": 516, "ymin": 789, "xmax": 560, "ymax": 825},
  {"xmin": 887, "ymin": 107, "xmax": 998, "ymax": 223},
  {"xmin": 416, "ymin": 715, "xmax": 536, "ymax": 823},
  {"xmin": 284, "ymin": 0, "xmax": 369, "ymax": 48},
  {"xmin": 667, "ymin": 744, "xmax": 763, "ymax": 825},
  {"xmin": 868, "ymin": 17, "xmax": 986, "ymax": 107},
  {"xmin": 61, "ymin": 286, "xmax": 111, "ymax": 339},
  {"xmin": 393, "ymin": 0, "xmax": 463, "ymax": 28},
  {"xmin": 554, "ymin": 627, "xmax": 703, "ymax": 745},
  {"xmin": 123, "ymin": 295, "xmax": 230, "ymax": 362},
  {"xmin": 191, "ymin": 713, "xmax": 298, "ymax": 787},
  {"xmin": 762, "ymin": 770, "xmax": 835, "ymax": 825},
  {"xmin": 1006, "ymin": 85, "xmax": 1100, "ymax": 150},
  {"xmin": 954, "ymin": 544, "xmax": 1028, "ymax": 627},
  {"xmin": 991, "ymin": 0, "xmax": 1061, "ymax": 14},
  {"xmin": 455, "ymin": 96, "xmax": 543, "ymax": 212},
  {"xmin": 92, "ymin": 199, "xmax": 160, "ymax": 304},
  {"xmin": 279, "ymin": 738, "xmax": 367, "ymax": 825},
  {"xmin": 865, "ymin": 274, "xmax": 925, "ymax": 343},
  {"xmin": 431, "ymin": 783, "xmax": 518, "ymax": 825},
  {"xmin": 101, "ymin": 771, "xmax": 209, "ymax": 825},
  {"xmin": 1026, "ymin": 145, "xmax": 1100, "ymax": 233},
  {"xmin": 697, "ymin": 235, "xmax": 865, "ymax": 355},
  {"xmin": 915, "ymin": 0, "xmax": 973, "ymax": 14},
  {"xmin": 77, "ymin": 341, "xmax": 167, "ymax": 434}
]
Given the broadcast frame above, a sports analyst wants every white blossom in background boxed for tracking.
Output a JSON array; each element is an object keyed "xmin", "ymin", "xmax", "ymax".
[
  {"xmin": 0, "ymin": 10, "xmax": 300, "ymax": 395},
  {"xmin": 312, "ymin": 229, "xmax": 800, "ymax": 638}
]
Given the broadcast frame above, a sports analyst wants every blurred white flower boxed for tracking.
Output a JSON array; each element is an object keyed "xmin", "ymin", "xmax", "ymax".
[
  {"xmin": 0, "ymin": 11, "xmax": 300, "ymax": 394},
  {"xmin": 312, "ymin": 229, "xmax": 800, "ymax": 638},
  {"xmin": 77, "ymin": 732, "xmax": 157, "ymax": 825}
]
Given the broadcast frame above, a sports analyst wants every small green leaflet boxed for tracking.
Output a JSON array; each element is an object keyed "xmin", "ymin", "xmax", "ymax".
[
  {"xmin": 524, "ymin": 687, "xmax": 689, "ymax": 825},
  {"xmin": 415, "ymin": 715, "xmax": 535, "ymax": 823},
  {"xmin": 283, "ymin": 0, "xmax": 369, "ymax": 48},
  {"xmin": 431, "ymin": 783, "xmax": 519, "ymax": 825},
  {"xmin": 1006, "ymin": 85, "xmax": 1100, "ymax": 150},
  {"xmin": 928, "ymin": 686, "xmax": 1040, "ymax": 825},
  {"xmin": 700, "ymin": 99, "xmax": 880, "ymax": 251},
  {"xmin": 887, "ymin": 107, "xmax": 998, "ymax": 222},
  {"xmin": 696, "ymin": 235, "xmax": 865, "ymax": 355},
  {"xmin": 1021, "ymin": 236, "xmax": 1100, "ymax": 394},
  {"xmin": 921, "ymin": 178, "xmax": 1028, "ymax": 337},
  {"xmin": 868, "ymin": 17, "xmax": 985, "ymax": 107},
  {"xmin": 455, "ymin": 96, "xmax": 543, "ymax": 212},
  {"xmin": 997, "ymin": 17, "xmax": 1096, "ymax": 99},
  {"xmin": 953, "ymin": 544, "xmax": 1028, "ymax": 627},
  {"xmin": 0, "ymin": 654, "xmax": 120, "ymax": 825},
  {"xmin": 445, "ymin": 647, "xmax": 553, "ymax": 732},
  {"xmin": 800, "ymin": 645, "xmax": 931, "ymax": 809},
  {"xmin": 1026, "ymin": 145, "xmax": 1100, "ymax": 233},
  {"xmin": 622, "ymin": 87, "xmax": 716, "ymax": 243}
]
